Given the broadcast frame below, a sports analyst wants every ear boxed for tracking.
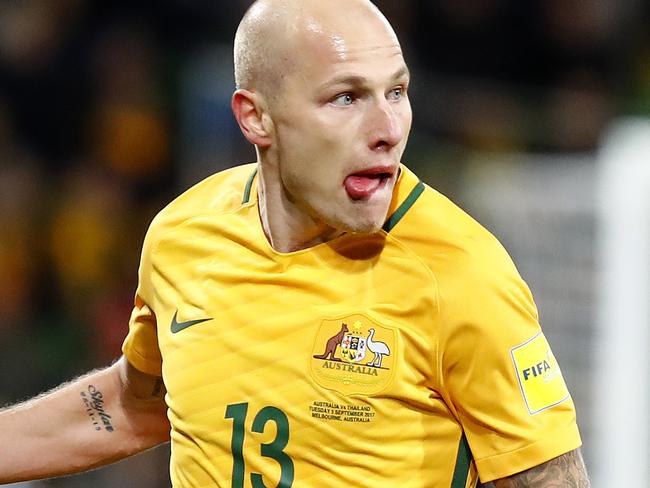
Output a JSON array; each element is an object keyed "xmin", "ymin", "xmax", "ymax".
[{"xmin": 231, "ymin": 89, "xmax": 272, "ymax": 148}]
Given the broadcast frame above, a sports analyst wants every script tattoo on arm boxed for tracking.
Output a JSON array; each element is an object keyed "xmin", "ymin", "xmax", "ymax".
[
  {"xmin": 80, "ymin": 385, "xmax": 115, "ymax": 433},
  {"xmin": 493, "ymin": 449, "xmax": 590, "ymax": 488}
]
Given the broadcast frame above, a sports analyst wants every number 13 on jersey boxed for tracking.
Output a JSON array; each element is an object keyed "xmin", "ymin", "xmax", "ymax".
[{"xmin": 225, "ymin": 402, "xmax": 295, "ymax": 488}]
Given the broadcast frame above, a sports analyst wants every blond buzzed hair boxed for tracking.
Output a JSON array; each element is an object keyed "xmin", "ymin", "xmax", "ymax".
[
  {"xmin": 234, "ymin": 1, "xmax": 295, "ymax": 98},
  {"xmin": 233, "ymin": 0, "xmax": 397, "ymax": 100}
]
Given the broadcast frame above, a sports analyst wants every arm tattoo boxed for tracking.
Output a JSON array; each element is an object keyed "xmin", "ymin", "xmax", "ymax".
[
  {"xmin": 494, "ymin": 449, "xmax": 590, "ymax": 488},
  {"xmin": 151, "ymin": 378, "xmax": 164, "ymax": 398},
  {"xmin": 80, "ymin": 385, "xmax": 115, "ymax": 433}
]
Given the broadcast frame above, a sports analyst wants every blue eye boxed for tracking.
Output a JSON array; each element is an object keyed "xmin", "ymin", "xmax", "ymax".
[
  {"xmin": 331, "ymin": 93, "xmax": 354, "ymax": 106},
  {"xmin": 388, "ymin": 88, "xmax": 403, "ymax": 101}
]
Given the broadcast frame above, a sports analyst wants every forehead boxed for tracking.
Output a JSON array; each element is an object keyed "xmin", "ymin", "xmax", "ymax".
[{"xmin": 286, "ymin": 12, "xmax": 406, "ymax": 84}]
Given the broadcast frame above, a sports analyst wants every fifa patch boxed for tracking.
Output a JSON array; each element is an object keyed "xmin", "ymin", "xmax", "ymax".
[
  {"xmin": 310, "ymin": 314, "xmax": 396, "ymax": 396},
  {"xmin": 511, "ymin": 332, "xmax": 570, "ymax": 414}
]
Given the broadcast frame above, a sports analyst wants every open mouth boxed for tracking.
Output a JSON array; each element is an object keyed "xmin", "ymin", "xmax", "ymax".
[{"xmin": 344, "ymin": 166, "xmax": 395, "ymax": 200}]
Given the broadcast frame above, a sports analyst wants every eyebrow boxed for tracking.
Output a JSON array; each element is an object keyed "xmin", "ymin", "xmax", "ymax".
[{"xmin": 319, "ymin": 65, "xmax": 411, "ymax": 90}]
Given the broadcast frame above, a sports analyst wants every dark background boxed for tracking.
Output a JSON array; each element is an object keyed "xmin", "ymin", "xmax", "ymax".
[{"xmin": 1, "ymin": 0, "xmax": 649, "ymax": 486}]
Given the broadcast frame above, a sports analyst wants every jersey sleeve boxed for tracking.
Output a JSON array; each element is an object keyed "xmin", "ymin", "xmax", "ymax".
[
  {"xmin": 121, "ymin": 220, "xmax": 163, "ymax": 376},
  {"xmin": 437, "ymin": 240, "xmax": 581, "ymax": 482},
  {"xmin": 122, "ymin": 295, "xmax": 162, "ymax": 376}
]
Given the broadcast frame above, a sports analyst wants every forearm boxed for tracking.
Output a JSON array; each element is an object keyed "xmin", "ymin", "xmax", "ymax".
[{"xmin": 0, "ymin": 359, "xmax": 169, "ymax": 484}]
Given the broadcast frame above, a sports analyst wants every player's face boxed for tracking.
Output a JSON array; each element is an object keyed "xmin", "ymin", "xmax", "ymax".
[{"xmin": 268, "ymin": 17, "xmax": 412, "ymax": 234}]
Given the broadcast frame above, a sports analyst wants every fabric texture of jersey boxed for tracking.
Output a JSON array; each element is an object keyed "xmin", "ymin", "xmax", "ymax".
[{"xmin": 122, "ymin": 163, "xmax": 581, "ymax": 487}]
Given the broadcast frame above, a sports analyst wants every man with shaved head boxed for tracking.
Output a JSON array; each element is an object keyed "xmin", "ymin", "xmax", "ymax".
[{"xmin": 0, "ymin": 1, "xmax": 589, "ymax": 487}]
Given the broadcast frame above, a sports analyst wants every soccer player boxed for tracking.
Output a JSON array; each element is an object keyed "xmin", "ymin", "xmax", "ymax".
[{"xmin": 0, "ymin": 0, "xmax": 590, "ymax": 486}]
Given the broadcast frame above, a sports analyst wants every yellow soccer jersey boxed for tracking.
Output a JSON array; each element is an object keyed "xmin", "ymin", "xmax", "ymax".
[{"xmin": 123, "ymin": 163, "xmax": 581, "ymax": 487}]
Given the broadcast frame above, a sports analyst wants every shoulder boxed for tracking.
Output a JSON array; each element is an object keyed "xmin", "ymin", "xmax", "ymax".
[
  {"xmin": 146, "ymin": 163, "xmax": 257, "ymax": 242},
  {"xmin": 388, "ymin": 166, "xmax": 539, "ymax": 334},
  {"xmin": 388, "ymin": 165, "xmax": 519, "ymax": 283}
]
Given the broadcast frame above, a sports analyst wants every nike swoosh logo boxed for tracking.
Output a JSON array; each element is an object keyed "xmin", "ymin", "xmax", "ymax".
[{"xmin": 170, "ymin": 310, "xmax": 213, "ymax": 334}]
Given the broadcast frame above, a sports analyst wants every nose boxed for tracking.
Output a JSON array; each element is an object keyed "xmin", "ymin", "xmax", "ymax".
[{"xmin": 366, "ymin": 98, "xmax": 407, "ymax": 151}]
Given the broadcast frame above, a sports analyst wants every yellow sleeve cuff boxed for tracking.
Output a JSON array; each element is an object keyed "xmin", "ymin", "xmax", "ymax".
[
  {"xmin": 122, "ymin": 335, "xmax": 163, "ymax": 377},
  {"xmin": 476, "ymin": 423, "xmax": 582, "ymax": 482}
]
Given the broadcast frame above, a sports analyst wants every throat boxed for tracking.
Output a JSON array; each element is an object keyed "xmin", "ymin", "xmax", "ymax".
[
  {"xmin": 262, "ymin": 210, "xmax": 344, "ymax": 253},
  {"xmin": 273, "ymin": 228, "xmax": 345, "ymax": 253},
  {"xmin": 257, "ymin": 179, "xmax": 344, "ymax": 253}
]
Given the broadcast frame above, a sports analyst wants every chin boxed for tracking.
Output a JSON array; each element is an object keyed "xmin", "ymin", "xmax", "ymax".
[
  {"xmin": 336, "ymin": 212, "xmax": 387, "ymax": 235},
  {"xmin": 318, "ymin": 196, "xmax": 390, "ymax": 235}
]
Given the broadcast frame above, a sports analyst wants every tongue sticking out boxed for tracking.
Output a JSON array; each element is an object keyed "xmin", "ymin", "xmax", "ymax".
[{"xmin": 344, "ymin": 175, "xmax": 383, "ymax": 200}]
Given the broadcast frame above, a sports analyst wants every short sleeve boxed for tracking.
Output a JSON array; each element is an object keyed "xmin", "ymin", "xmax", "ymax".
[
  {"xmin": 122, "ymin": 295, "xmax": 162, "ymax": 376},
  {"xmin": 437, "ymin": 243, "xmax": 581, "ymax": 482},
  {"xmin": 121, "ymin": 219, "xmax": 163, "ymax": 376}
]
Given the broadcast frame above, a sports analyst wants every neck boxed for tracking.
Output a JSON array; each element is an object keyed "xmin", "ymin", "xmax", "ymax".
[{"xmin": 257, "ymin": 164, "xmax": 344, "ymax": 253}]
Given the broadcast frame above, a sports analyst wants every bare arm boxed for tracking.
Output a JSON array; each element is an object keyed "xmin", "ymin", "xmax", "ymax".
[
  {"xmin": 0, "ymin": 356, "xmax": 170, "ymax": 484},
  {"xmin": 491, "ymin": 449, "xmax": 590, "ymax": 488}
]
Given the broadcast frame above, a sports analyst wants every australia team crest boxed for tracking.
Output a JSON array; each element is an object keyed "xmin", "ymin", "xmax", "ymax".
[{"xmin": 310, "ymin": 314, "xmax": 396, "ymax": 395}]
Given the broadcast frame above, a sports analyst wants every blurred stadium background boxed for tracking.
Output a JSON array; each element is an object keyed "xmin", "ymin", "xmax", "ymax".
[{"xmin": 1, "ymin": 0, "xmax": 649, "ymax": 486}]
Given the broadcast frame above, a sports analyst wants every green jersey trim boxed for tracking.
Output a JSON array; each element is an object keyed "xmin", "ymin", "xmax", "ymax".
[
  {"xmin": 244, "ymin": 168, "xmax": 424, "ymax": 232},
  {"xmin": 242, "ymin": 167, "xmax": 259, "ymax": 204},
  {"xmin": 382, "ymin": 180, "xmax": 425, "ymax": 233},
  {"xmin": 450, "ymin": 434, "xmax": 473, "ymax": 488}
]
